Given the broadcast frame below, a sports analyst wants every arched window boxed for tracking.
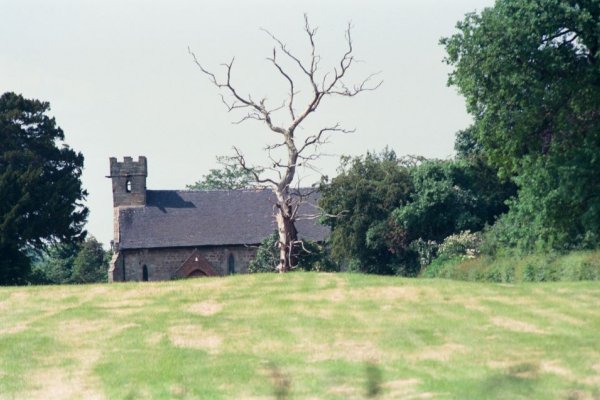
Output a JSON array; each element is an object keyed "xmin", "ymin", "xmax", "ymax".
[
  {"xmin": 228, "ymin": 254, "xmax": 235, "ymax": 275},
  {"xmin": 142, "ymin": 265, "xmax": 149, "ymax": 281},
  {"xmin": 126, "ymin": 179, "xmax": 132, "ymax": 193}
]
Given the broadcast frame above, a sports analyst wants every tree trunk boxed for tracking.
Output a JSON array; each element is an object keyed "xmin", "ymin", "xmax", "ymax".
[{"xmin": 275, "ymin": 196, "xmax": 298, "ymax": 273}]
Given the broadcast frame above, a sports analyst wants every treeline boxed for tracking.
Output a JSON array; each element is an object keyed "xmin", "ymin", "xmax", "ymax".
[
  {"xmin": 316, "ymin": 143, "xmax": 515, "ymax": 275},
  {"xmin": 28, "ymin": 237, "xmax": 110, "ymax": 284}
]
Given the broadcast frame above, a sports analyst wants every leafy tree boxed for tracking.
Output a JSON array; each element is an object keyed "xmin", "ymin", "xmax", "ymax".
[
  {"xmin": 319, "ymin": 149, "xmax": 414, "ymax": 274},
  {"xmin": 71, "ymin": 237, "xmax": 109, "ymax": 283},
  {"xmin": 443, "ymin": 0, "xmax": 600, "ymax": 250},
  {"xmin": 29, "ymin": 242, "xmax": 79, "ymax": 284},
  {"xmin": 320, "ymin": 149, "xmax": 514, "ymax": 275},
  {"xmin": 393, "ymin": 159, "xmax": 515, "ymax": 244},
  {"xmin": 187, "ymin": 156, "xmax": 261, "ymax": 190},
  {"xmin": 0, "ymin": 92, "xmax": 88, "ymax": 284},
  {"xmin": 29, "ymin": 237, "xmax": 109, "ymax": 284},
  {"xmin": 248, "ymin": 233, "xmax": 280, "ymax": 273}
]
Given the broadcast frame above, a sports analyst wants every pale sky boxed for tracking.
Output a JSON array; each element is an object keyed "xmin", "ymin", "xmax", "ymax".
[{"xmin": 1, "ymin": 0, "xmax": 494, "ymax": 247}]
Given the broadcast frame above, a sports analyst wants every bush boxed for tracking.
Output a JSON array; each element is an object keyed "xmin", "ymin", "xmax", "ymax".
[
  {"xmin": 248, "ymin": 232, "xmax": 338, "ymax": 273},
  {"xmin": 248, "ymin": 233, "xmax": 279, "ymax": 273},
  {"xmin": 422, "ymin": 250, "xmax": 600, "ymax": 283},
  {"xmin": 409, "ymin": 239, "xmax": 438, "ymax": 269},
  {"xmin": 437, "ymin": 230, "xmax": 483, "ymax": 261}
]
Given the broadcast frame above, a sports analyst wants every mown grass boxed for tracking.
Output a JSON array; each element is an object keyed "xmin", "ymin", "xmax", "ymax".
[{"xmin": 1, "ymin": 272, "xmax": 600, "ymax": 399}]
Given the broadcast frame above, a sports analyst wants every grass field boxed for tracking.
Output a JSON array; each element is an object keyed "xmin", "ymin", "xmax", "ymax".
[{"xmin": 1, "ymin": 272, "xmax": 599, "ymax": 399}]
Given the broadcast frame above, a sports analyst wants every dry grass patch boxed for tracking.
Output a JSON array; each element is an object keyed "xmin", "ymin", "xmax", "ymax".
[
  {"xmin": 409, "ymin": 343, "xmax": 467, "ymax": 362},
  {"xmin": 490, "ymin": 316, "xmax": 546, "ymax": 334},
  {"xmin": 308, "ymin": 339, "xmax": 384, "ymax": 363},
  {"xmin": 186, "ymin": 300, "xmax": 223, "ymax": 316},
  {"xmin": 540, "ymin": 360, "xmax": 575, "ymax": 379},
  {"xmin": 24, "ymin": 362, "xmax": 105, "ymax": 400},
  {"xmin": 358, "ymin": 286, "xmax": 434, "ymax": 303},
  {"xmin": 327, "ymin": 384, "xmax": 361, "ymax": 398},
  {"xmin": 145, "ymin": 332, "xmax": 165, "ymax": 346},
  {"xmin": 385, "ymin": 378, "xmax": 439, "ymax": 399},
  {"xmin": 168, "ymin": 325, "xmax": 222, "ymax": 354}
]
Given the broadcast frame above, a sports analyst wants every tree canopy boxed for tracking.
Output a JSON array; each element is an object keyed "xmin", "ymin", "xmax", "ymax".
[
  {"xmin": 442, "ymin": 0, "xmax": 600, "ymax": 250},
  {"xmin": 187, "ymin": 156, "xmax": 260, "ymax": 190},
  {"xmin": 0, "ymin": 92, "xmax": 88, "ymax": 284},
  {"xmin": 319, "ymin": 149, "xmax": 515, "ymax": 275},
  {"xmin": 319, "ymin": 149, "xmax": 414, "ymax": 274}
]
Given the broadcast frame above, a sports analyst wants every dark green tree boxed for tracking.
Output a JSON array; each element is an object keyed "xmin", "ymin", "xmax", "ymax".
[
  {"xmin": 442, "ymin": 0, "xmax": 600, "ymax": 250},
  {"xmin": 29, "ymin": 242, "xmax": 79, "ymax": 284},
  {"xmin": 71, "ymin": 237, "xmax": 109, "ymax": 283},
  {"xmin": 248, "ymin": 232, "xmax": 279, "ymax": 273},
  {"xmin": 187, "ymin": 156, "xmax": 261, "ymax": 190},
  {"xmin": 393, "ymin": 159, "xmax": 514, "ymax": 244},
  {"xmin": 319, "ymin": 149, "xmax": 414, "ymax": 274},
  {"xmin": 0, "ymin": 92, "xmax": 88, "ymax": 284}
]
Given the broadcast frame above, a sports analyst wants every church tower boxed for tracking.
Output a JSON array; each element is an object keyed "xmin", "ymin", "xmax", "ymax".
[
  {"xmin": 107, "ymin": 156, "xmax": 148, "ymax": 282},
  {"xmin": 108, "ymin": 156, "xmax": 147, "ymax": 207}
]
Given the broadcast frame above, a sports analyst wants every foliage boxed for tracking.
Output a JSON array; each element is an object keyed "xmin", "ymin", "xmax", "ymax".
[
  {"xmin": 187, "ymin": 156, "xmax": 261, "ymax": 190},
  {"xmin": 408, "ymin": 238, "xmax": 439, "ymax": 269},
  {"xmin": 0, "ymin": 92, "xmax": 88, "ymax": 284},
  {"xmin": 320, "ymin": 149, "xmax": 513, "ymax": 275},
  {"xmin": 248, "ymin": 232, "xmax": 279, "ymax": 273},
  {"xmin": 437, "ymin": 230, "xmax": 483, "ymax": 261},
  {"xmin": 393, "ymin": 159, "xmax": 514, "ymax": 245},
  {"xmin": 29, "ymin": 237, "xmax": 109, "ymax": 284},
  {"xmin": 443, "ymin": 0, "xmax": 600, "ymax": 251},
  {"xmin": 71, "ymin": 237, "xmax": 109, "ymax": 283},
  {"xmin": 319, "ymin": 149, "xmax": 414, "ymax": 275},
  {"xmin": 248, "ymin": 232, "xmax": 338, "ymax": 273},
  {"xmin": 423, "ymin": 249, "xmax": 600, "ymax": 283},
  {"xmin": 29, "ymin": 242, "xmax": 79, "ymax": 284},
  {"xmin": 296, "ymin": 240, "xmax": 339, "ymax": 272}
]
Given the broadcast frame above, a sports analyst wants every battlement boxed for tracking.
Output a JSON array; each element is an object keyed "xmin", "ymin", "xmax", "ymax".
[
  {"xmin": 108, "ymin": 156, "xmax": 148, "ymax": 208},
  {"xmin": 109, "ymin": 156, "xmax": 147, "ymax": 178}
]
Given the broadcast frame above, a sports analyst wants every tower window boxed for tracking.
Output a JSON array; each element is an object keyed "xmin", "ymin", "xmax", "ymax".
[
  {"xmin": 142, "ymin": 265, "xmax": 149, "ymax": 281},
  {"xmin": 228, "ymin": 254, "xmax": 235, "ymax": 275},
  {"xmin": 126, "ymin": 179, "xmax": 132, "ymax": 193}
]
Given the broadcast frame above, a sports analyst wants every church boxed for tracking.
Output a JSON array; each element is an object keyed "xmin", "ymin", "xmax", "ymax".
[{"xmin": 107, "ymin": 156, "xmax": 328, "ymax": 282}]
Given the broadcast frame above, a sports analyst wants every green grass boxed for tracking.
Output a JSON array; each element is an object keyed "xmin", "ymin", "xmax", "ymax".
[
  {"xmin": 1, "ymin": 272, "xmax": 600, "ymax": 399},
  {"xmin": 423, "ymin": 249, "xmax": 600, "ymax": 283}
]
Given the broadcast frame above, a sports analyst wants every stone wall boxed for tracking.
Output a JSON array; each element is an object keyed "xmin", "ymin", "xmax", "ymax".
[{"xmin": 112, "ymin": 245, "xmax": 257, "ymax": 282}]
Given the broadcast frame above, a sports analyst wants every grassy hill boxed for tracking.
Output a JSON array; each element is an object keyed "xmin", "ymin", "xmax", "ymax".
[{"xmin": 1, "ymin": 273, "xmax": 599, "ymax": 399}]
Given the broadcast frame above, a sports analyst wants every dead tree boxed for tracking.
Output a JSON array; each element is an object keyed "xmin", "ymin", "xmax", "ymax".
[{"xmin": 190, "ymin": 15, "xmax": 380, "ymax": 272}]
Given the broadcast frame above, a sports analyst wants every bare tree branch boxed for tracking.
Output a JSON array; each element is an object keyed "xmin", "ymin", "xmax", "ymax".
[{"xmin": 190, "ymin": 15, "xmax": 380, "ymax": 272}]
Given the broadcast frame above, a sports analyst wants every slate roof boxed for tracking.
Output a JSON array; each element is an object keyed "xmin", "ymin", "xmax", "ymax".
[{"xmin": 118, "ymin": 189, "xmax": 329, "ymax": 250}]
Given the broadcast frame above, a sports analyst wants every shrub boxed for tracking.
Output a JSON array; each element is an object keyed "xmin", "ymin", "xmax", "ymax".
[
  {"xmin": 438, "ymin": 231, "xmax": 483, "ymax": 261},
  {"xmin": 423, "ymin": 250, "xmax": 600, "ymax": 283},
  {"xmin": 248, "ymin": 233, "xmax": 279, "ymax": 273},
  {"xmin": 409, "ymin": 238, "xmax": 439, "ymax": 269},
  {"xmin": 248, "ymin": 232, "xmax": 338, "ymax": 273}
]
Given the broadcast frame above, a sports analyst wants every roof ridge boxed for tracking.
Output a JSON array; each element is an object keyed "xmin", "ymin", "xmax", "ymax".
[{"xmin": 147, "ymin": 188, "xmax": 272, "ymax": 193}]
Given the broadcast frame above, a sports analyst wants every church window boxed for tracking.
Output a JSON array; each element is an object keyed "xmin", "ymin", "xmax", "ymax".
[
  {"xmin": 228, "ymin": 254, "xmax": 235, "ymax": 274},
  {"xmin": 126, "ymin": 179, "xmax": 132, "ymax": 193},
  {"xmin": 142, "ymin": 265, "xmax": 149, "ymax": 281}
]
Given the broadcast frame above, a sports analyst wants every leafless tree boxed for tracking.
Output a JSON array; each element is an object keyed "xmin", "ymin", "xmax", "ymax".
[{"xmin": 189, "ymin": 14, "xmax": 381, "ymax": 272}]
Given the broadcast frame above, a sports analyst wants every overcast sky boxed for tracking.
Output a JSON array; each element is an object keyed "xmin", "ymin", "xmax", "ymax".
[{"xmin": 1, "ymin": 0, "xmax": 494, "ymax": 247}]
